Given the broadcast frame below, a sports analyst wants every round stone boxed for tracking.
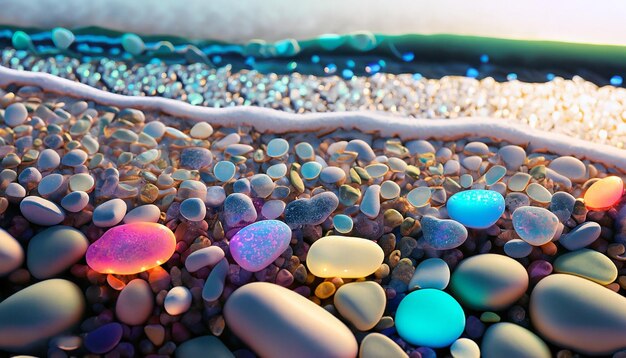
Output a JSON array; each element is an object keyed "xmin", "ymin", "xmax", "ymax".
[
  {"xmin": 408, "ymin": 258, "xmax": 450, "ymax": 291},
  {"xmin": 93, "ymin": 198, "xmax": 127, "ymax": 227},
  {"xmin": 301, "ymin": 161, "xmax": 322, "ymax": 180},
  {"xmin": 530, "ymin": 274, "xmax": 626, "ymax": 355},
  {"xmin": 395, "ymin": 289, "xmax": 465, "ymax": 348},
  {"xmin": 266, "ymin": 163, "xmax": 287, "ymax": 179},
  {"xmin": 360, "ymin": 333, "xmax": 408, "ymax": 358},
  {"xmin": 250, "ymin": 174, "xmax": 275, "ymax": 198},
  {"xmin": 267, "ymin": 138, "xmax": 289, "ymax": 157},
  {"xmin": 121, "ymin": 33, "xmax": 145, "ymax": 55},
  {"xmin": 549, "ymin": 191, "xmax": 576, "ymax": 222},
  {"xmin": 365, "ymin": 163, "xmax": 389, "ymax": 178},
  {"xmin": 180, "ymin": 147, "xmax": 213, "ymax": 170},
  {"xmin": 4, "ymin": 102, "xmax": 28, "ymax": 127},
  {"xmin": 306, "ymin": 235, "xmax": 384, "ymax": 278},
  {"xmin": 320, "ymin": 166, "xmax": 346, "ymax": 184},
  {"xmin": 5, "ymin": 182, "xmax": 25, "ymax": 199},
  {"xmin": 0, "ymin": 228, "xmax": 24, "ymax": 276},
  {"xmin": 450, "ymin": 254, "xmax": 529, "ymax": 311},
  {"xmin": 295, "ymin": 142, "xmax": 315, "ymax": 160},
  {"xmin": 334, "ymin": 281, "xmax": 386, "ymax": 331},
  {"xmin": 27, "ymin": 226, "xmax": 88, "ymax": 279},
  {"xmin": 86, "ymin": 223, "xmax": 176, "ymax": 274},
  {"xmin": 69, "ymin": 173, "xmax": 94, "ymax": 192},
  {"xmin": 142, "ymin": 121, "xmax": 166, "ymax": 139},
  {"xmin": 498, "ymin": 145, "xmax": 526, "ymax": 171},
  {"xmin": 548, "ymin": 156, "xmax": 586, "ymax": 181},
  {"xmin": 559, "ymin": 221, "xmax": 601, "ymax": 250},
  {"xmin": 123, "ymin": 204, "xmax": 161, "ymax": 224},
  {"xmin": 451, "ymin": 338, "xmax": 480, "ymax": 358},
  {"xmin": 526, "ymin": 183, "xmax": 552, "ymax": 203},
  {"xmin": 38, "ymin": 173, "xmax": 65, "ymax": 197},
  {"xmin": 37, "ymin": 149, "xmax": 61, "ymax": 171},
  {"xmin": 230, "ymin": 220, "xmax": 292, "ymax": 272},
  {"xmin": 51, "ymin": 27, "xmax": 75, "ymax": 50},
  {"xmin": 345, "ymin": 139, "xmax": 376, "ymax": 162},
  {"xmin": 185, "ymin": 246, "xmax": 225, "ymax": 273},
  {"xmin": 503, "ymin": 239, "xmax": 533, "ymax": 258},
  {"xmin": 0, "ymin": 279, "xmax": 84, "ymax": 351},
  {"xmin": 189, "ymin": 122, "xmax": 213, "ymax": 139},
  {"xmin": 225, "ymin": 282, "xmax": 357, "ymax": 357},
  {"xmin": 214, "ymin": 161, "xmax": 236, "ymax": 182},
  {"xmin": 512, "ymin": 206, "xmax": 559, "ymax": 246},
  {"xmin": 223, "ymin": 193, "xmax": 257, "ymax": 228},
  {"xmin": 380, "ymin": 181, "xmax": 401, "ymax": 200},
  {"xmin": 421, "ymin": 216, "xmax": 468, "ymax": 250},
  {"xmin": 175, "ymin": 336, "xmax": 234, "ymax": 358},
  {"xmin": 333, "ymin": 214, "xmax": 353, "ymax": 234},
  {"xmin": 261, "ymin": 200, "xmax": 285, "ymax": 220},
  {"xmin": 84, "ymin": 322, "xmax": 123, "ymax": 354},
  {"xmin": 507, "ymin": 172, "xmax": 531, "ymax": 191},
  {"xmin": 180, "ymin": 198, "xmax": 206, "ymax": 222},
  {"xmin": 447, "ymin": 190, "xmax": 505, "ymax": 229},
  {"xmin": 20, "ymin": 196, "xmax": 65, "ymax": 226},
  {"xmin": 407, "ymin": 187, "xmax": 431, "ymax": 207},
  {"xmin": 116, "ymin": 279, "xmax": 153, "ymax": 325},
  {"xmin": 584, "ymin": 176, "xmax": 623, "ymax": 211},
  {"xmin": 481, "ymin": 322, "xmax": 549, "ymax": 358},
  {"xmin": 553, "ymin": 249, "xmax": 617, "ymax": 285},
  {"xmin": 406, "ymin": 140, "xmax": 435, "ymax": 155},
  {"xmin": 205, "ymin": 186, "xmax": 226, "ymax": 207},
  {"xmin": 61, "ymin": 191, "xmax": 89, "ymax": 213},
  {"xmin": 505, "ymin": 192, "xmax": 530, "ymax": 214},
  {"xmin": 484, "ymin": 165, "xmax": 506, "ymax": 185},
  {"xmin": 164, "ymin": 286, "xmax": 192, "ymax": 316},
  {"xmin": 61, "ymin": 149, "xmax": 87, "ymax": 167}
]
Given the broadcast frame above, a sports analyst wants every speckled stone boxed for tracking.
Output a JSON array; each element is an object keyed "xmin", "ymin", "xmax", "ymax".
[
  {"xmin": 447, "ymin": 190, "xmax": 504, "ymax": 229},
  {"xmin": 27, "ymin": 226, "xmax": 88, "ymax": 279},
  {"xmin": 93, "ymin": 198, "xmax": 127, "ymax": 227},
  {"xmin": 223, "ymin": 193, "xmax": 257, "ymax": 228},
  {"xmin": 230, "ymin": 220, "xmax": 292, "ymax": 272},
  {"xmin": 421, "ymin": 216, "xmax": 468, "ymax": 250},
  {"xmin": 284, "ymin": 191, "xmax": 339, "ymax": 227},
  {"xmin": 180, "ymin": 147, "xmax": 213, "ymax": 170},
  {"xmin": 512, "ymin": 206, "xmax": 559, "ymax": 246},
  {"xmin": 20, "ymin": 196, "xmax": 65, "ymax": 226}
]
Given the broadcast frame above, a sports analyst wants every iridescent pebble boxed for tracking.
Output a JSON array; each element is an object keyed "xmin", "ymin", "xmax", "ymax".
[
  {"xmin": 320, "ymin": 166, "xmax": 346, "ymax": 184},
  {"xmin": 300, "ymin": 161, "xmax": 322, "ymax": 180},
  {"xmin": 205, "ymin": 186, "xmax": 226, "ymax": 207},
  {"xmin": 505, "ymin": 192, "xmax": 530, "ymax": 213},
  {"xmin": 553, "ymin": 248, "xmax": 617, "ymax": 285},
  {"xmin": 334, "ymin": 281, "xmax": 385, "ymax": 330},
  {"xmin": 86, "ymin": 223, "xmax": 176, "ymax": 274},
  {"xmin": 223, "ymin": 193, "xmax": 257, "ymax": 228},
  {"xmin": 507, "ymin": 172, "xmax": 531, "ymax": 191},
  {"xmin": 450, "ymin": 254, "xmax": 529, "ymax": 311},
  {"xmin": 61, "ymin": 191, "xmax": 89, "ymax": 213},
  {"xmin": 330, "ymin": 214, "xmax": 351, "ymax": 234},
  {"xmin": 266, "ymin": 163, "xmax": 287, "ymax": 179},
  {"xmin": 361, "ymin": 184, "xmax": 381, "ymax": 218},
  {"xmin": 559, "ymin": 221, "xmax": 601, "ymax": 250},
  {"xmin": 116, "ymin": 279, "xmax": 153, "ymax": 325},
  {"xmin": 408, "ymin": 258, "xmax": 450, "ymax": 291},
  {"xmin": 175, "ymin": 336, "xmax": 234, "ymax": 358},
  {"xmin": 261, "ymin": 200, "xmax": 285, "ymax": 220},
  {"xmin": 295, "ymin": 142, "xmax": 315, "ymax": 160},
  {"xmin": 420, "ymin": 216, "xmax": 468, "ymax": 250},
  {"xmin": 69, "ymin": 173, "xmax": 94, "ymax": 192},
  {"xmin": 93, "ymin": 198, "xmax": 127, "ymax": 227},
  {"xmin": 123, "ymin": 204, "xmax": 161, "ymax": 224},
  {"xmin": 185, "ymin": 246, "xmax": 225, "ymax": 273},
  {"xmin": 60, "ymin": 149, "xmax": 87, "ymax": 167},
  {"xmin": 214, "ymin": 161, "xmax": 236, "ymax": 182},
  {"xmin": 180, "ymin": 147, "xmax": 213, "ymax": 170},
  {"xmin": 307, "ymin": 235, "xmax": 383, "ymax": 278},
  {"xmin": 549, "ymin": 191, "xmax": 576, "ymax": 222},
  {"xmin": 20, "ymin": 196, "xmax": 65, "ymax": 226},
  {"xmin": 503, "ymin": 239, "xmax": 533, "ymax": 258},
  {"xmin": 380, "ymin": 181, "xmax": 400, "ymax": 200},
  {"xmin": 224, "ymin": 282, "xmax": 357, "ymax": 357},
  {"xmin": 406, "ymin": 139, "xmax": 435, "ymax": 154},
  {"xmin": 395, "ymin": 289, "xmax": 465, "ymax": 348},
  {"xmin": 142, "ymin": 121, "xmax": 166, "ymax": 139},
  {"xmin": 4, "ymin": 102, "xmax": 28, "ymax": 127},
  {"xmin": 345, "ymin": 139, "xmax": 376, "ymax": 162},
  {"xmin": 0, "ymin": 228, "xmax": 24, "ymax": 276},
  {"xmin": 451, "ymin": 338, "xmax": 480, "ymax": 358},
  {"xmin": 512, "ymin": 206, "xmax": 559, "ymax": 246},
  {"xmin": 526, "ymin": 183, "xmax": 552, "ymax": 203},
  {"xmin": 447, "ymin": 190, "xmax": 504, "ymax": 229},
  {"xmin": 202, "ymin": 258, "xmax": 229, "ymax": 302},
  {"xmin": 365, "ymin": 163, "xmax": 388, "ymax": 178},
  {"xmin": 84, "ymin": 322, "xmax": 122, "ymax": 354},
  {"xmin": 548, "ymin": 156, "xmax": 586, "ymax": 181},
  {"xmin": 189, "ymin": 122, "xmax": 213, "ymax": 139},
  {"xmin": 498, "ymin": 145, "xmax": 526, "ymax": 171},
  {"xmin": 584, "ymin": 176, "xmax": 624, "ymax": 210},
  {"xmin": 38, "ymin": 173, "xmax": 64, "ymax": 197},
  {"xmin": 250, "ymin": 174, "xmax": 275, "ymax": 198},
  {"xmin": 481, "ymin": 323, "xmax": 549, "ymax": 358},
  {"xmin": 267, "ymin": 138, "xmax": 289, "ymax": 157},
  {"xmin": 164, "ymin": 286, "xmax": 192, "ymax": 315},
  {"xmin": 530, "ymin": 274, "xmax": 626, "ymax": 355},
  {"xmin": 0, "ymin": 279, "xmax": 84, "ymax": 351},
  {"xmin": 360, "ymin": 333, "xmax": 408, "ymax": 358},
  {"xmin": 407, "ymin": 186, "xmax": 431, "ymax": 207},
  {"xmin": 230, "ymin": 220, "xmax": 291, "ymax": 272},
  {"xmin": 284, "ymin": 192, "xmax": 338, "ymax": 227},
  {"xmin": 27, "ymin": 226, "xmax": 88, "ymax": 279}
]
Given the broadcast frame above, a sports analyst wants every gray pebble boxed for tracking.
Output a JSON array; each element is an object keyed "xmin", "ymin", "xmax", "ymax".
[
  {"xmin": 124, "ymin": 204, "xmax": 161, "ymax": 223},
  {"xmin": 345, "ymin": 139, "xmax": 376, "ymax": 162},
  {"xmin": 504, "ymin": 239, "xmax": 533, "ymax": 258},
  {"xmin": 548, "ymin": 156, "xmax": 586, "ymax": 181},
  {"xmin": 285, "ymin": 191, "xmax": 339, "ymax": 227},
  {"xmin": 549, "ymin": 191, "xmax": 576, "ymax": 223},
  {"xmin": 406, "ymin": 140, "xmax": 435, "ymax": 155},
  {"xmin": 223, "ymin": 193, "xmax": 257, "ymax": 228},
  {"xmin": 37, "ymin": 149, "xmax": 60, "ymax": 171},
  {"xmin": 180, "ymin": 198, "xmax": 206, "ymax": 222},
  {"xmin": 559, "ymin": 221, "xmax": 601, "ymax": 251},
  {"xmin": 61, "ymin": 149, "xmax": 87, "ymax": 167},
  {"xmin": 61, "ymin": 191, "xmax": 89, "ymax": 213},
  {"xmin": 250, "ymin": 174, "xmax": 275, "ymax": 198},
  {"xmin": 498, "ymin": 145, "xmax": 526, "ymax": 171},
  {"xmin": 20, "ymin": 196, "xmax": 66, "ymax": 226},
  {"xmin": 93, "ymin": 198, "xmax": 127, "ymax": 227},
  {"xmin": 3, "ymin": 103, "xmax": 28, "ymax": 127}
]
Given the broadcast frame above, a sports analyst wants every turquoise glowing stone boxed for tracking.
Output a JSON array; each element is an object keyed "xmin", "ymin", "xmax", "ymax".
[
  {"xmin": 395, "ymin": 289, "xmax": 465, "ymax": 348},
  {"xmin": 447, "ymin": 190, "xmax": 505, "ymax": 229}
]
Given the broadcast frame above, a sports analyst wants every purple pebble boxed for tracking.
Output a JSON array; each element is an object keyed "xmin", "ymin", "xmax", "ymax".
[{"xmin": 85, "ymin": 322, "xmax": 123, "ymax": 354}]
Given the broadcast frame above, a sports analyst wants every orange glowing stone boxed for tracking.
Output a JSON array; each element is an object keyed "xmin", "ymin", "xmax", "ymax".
[
  {"xmin": 86, "ymin": 223, "xmax": 176, "ymax": 275},
  {"xmin": 583, "ymin": 176, "xmax": 624, "ymax": 211}
]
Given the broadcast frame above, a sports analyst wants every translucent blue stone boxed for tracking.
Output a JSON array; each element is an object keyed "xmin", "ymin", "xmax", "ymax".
[{"xmin": 447, "ymin": 190, "xmax": 505, "ymax": 229}]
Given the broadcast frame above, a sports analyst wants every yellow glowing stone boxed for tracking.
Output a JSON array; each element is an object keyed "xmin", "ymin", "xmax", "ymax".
[{"xmin": 584, "ymin": 176, "xmax": 624, "ymax": 211}]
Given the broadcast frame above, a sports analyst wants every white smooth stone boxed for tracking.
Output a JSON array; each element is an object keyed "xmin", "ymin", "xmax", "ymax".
[
  {"xmin": 124, "ymin": 204, "xmax": 161, "ymax": 223},
  {"xmin": 164, "ymin": 286, "xmax": 192, "ymax": 316},
  {"xmin": 185, "ymin": 246, "xmax": 225, "ymax": 273},
  {"xmin": 20, "ymin": 196, "xmax": 65, "ymax": 226}
]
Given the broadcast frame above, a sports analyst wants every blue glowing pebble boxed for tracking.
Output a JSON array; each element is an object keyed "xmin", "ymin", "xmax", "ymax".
[
  {"xmin": 395, "ymin": 289, "xmax": 465, "ymax": 348},
  {"xmin": 230, "ymin": 220, "xmax": 292, "ymax": 272},
  {"xmin": 447, "ymin": 190, "xmax": 505, "ymax": 229}
]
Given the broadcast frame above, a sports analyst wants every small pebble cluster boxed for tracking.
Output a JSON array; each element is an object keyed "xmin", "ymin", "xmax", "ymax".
[
  {"xmin": 0, "ymin": 87, "xmax": 626, "ymax": 357},
  {"xmin": 3, "ymin": 49, "xmax": 626, "ymax": 148}
]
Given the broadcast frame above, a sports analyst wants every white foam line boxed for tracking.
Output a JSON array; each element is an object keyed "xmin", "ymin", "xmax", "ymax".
[{"xmin": 2, "ymin": 65, "xmax": 625, "ymax": 172}]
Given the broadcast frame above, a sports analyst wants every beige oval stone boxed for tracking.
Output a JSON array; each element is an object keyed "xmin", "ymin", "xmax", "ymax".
[
  {"xmin": 553, "ymin": 249, "xmax": 617, "ymax": 285},
  {"xmin": 334, "ymin": 281, "xmax": 385, "ymax": 331},
  {"xmin": 481, "ymin": 322, "xmax": 550, "ymax": 358},
  {"xmin": 0, "ymin": 228, "xmax": 24, "ymax": 276},
  {"xmin": 530, "ymin": 274, "xmax": 626, "ymax": 355},
  {"xmin": 224, "ymin": 282, "xmax": 358, "ymax": 358},
  {"xmin": 116, "ymin": 279, "xmax": 154, "ymax": 326},
  {"xmin": 307, "ymin": 235, "xmax": 384, "ymax": 278},
  {"xmin": 360, "ymin": 333, "xmax": 408, "ymax": 358}
]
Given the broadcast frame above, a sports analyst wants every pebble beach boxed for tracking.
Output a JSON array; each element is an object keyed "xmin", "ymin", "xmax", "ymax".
[{"xmin": 0, "ymin": 75, "xmax": 625, "ymax": 357}]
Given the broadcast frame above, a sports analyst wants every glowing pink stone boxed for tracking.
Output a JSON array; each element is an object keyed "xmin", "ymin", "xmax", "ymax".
[
  {"xmin": 230, "ymin": 220, "xmax": 292, "ymax": 272},
  {"xmin": 86, "ymin": 223, "xmax": 176, "ymax": 275}
]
